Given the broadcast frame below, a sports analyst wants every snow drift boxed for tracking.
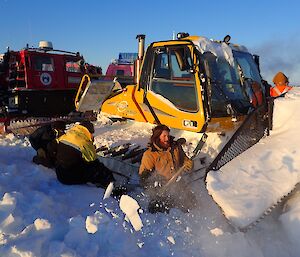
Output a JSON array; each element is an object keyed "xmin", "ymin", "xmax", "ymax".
[
  {"xmin": 207, "ymin": 88, "xmax": 300, "ymax": 228},
  {"xmin": 1, "ymin": 88, "xmax": 300, "ymax": 256}
]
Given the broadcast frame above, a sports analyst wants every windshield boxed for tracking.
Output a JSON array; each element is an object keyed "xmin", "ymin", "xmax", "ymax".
[
  {"xmin": 233, "ymin": 51, "xmax": 261, "ymax": 83},
  {"xmin": 233, "ymin": 51, "xmax": 265, "ymax": 107},
  {"xmin": 199, "ymin": 51, "xmax": 251, "ymax": 117}
]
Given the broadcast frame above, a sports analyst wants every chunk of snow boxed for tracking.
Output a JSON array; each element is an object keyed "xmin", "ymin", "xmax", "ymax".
[
  {"xmin": 175, "ymin": 219, "xmax": 182, "ymax": 225},
  {"xmin": 185, "ymin": 226, "xmax": 192, "ymax": 233},
  {"xmin": 0, "ymin": 192, "xmax": 16, "ymax": 208},
  {"xmin": 124, "ymin": 215, "xmax": 130, "ymax": 223},
  {"xmin": 137, "ymin": 242, "xmax": 144, "ymax": 248},
  {"xmin": 34, "ymin": 218, "xmax": 51, "ymax": 231},
  {"xmin": 11, "ymin": 246, "xmax": 34, "ymax": 257},
  {"xmin": 167, "ymin": 236, "xmax": 176, "ymax": 245},
  {"xmin": 119, "ymin": 195, "xmax": 143, "ymax": 231},
  {"xmin": 85, "ymin": 211, "xmax": 108, "ymax": 234},
  {"xmin": 5, "ymin": 133, "xmax": 15, "ymax": 141},
  {"xmin": 103, "ymin": 182, "xmax": 114, "ymax": 200},
  {"xmin": 210, "ymin": 228, "xmax": 224, "ymax": 237},
  {"xmin": 85, "ymin": 216, "xmax": 98, "ymax": 234},
  {"xmin": 1, "ymin": 213, "xmax": 15, "ymax": 228},
  {"xmin": 193, "ymin": 36, "xmax": 237, "ymax": 66}
]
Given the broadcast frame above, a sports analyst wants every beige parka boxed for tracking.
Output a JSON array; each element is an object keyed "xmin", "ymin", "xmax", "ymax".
[{"xmin": 139, "ymin": 142, "xmax": 193, "ymax": 181}]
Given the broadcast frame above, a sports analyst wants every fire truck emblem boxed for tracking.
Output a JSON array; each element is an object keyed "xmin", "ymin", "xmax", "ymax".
[{"xmin": 40, "ymin": 73, "xmax": 52, "ymax": 86}]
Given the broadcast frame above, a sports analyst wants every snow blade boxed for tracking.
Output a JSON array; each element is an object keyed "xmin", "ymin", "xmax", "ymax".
[{"xmin": 76, "ymin": 80, "xmax": 115, "ymax": 112}]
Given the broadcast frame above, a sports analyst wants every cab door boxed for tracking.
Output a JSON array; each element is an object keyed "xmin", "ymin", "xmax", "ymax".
[{"xmin": 137, "ymin": 43, "xmax": 206, "ymax": 132}]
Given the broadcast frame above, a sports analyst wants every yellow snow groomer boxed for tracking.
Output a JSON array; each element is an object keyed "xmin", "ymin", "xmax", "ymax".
[
  {"xmin": 76, "ymin": 33, "xmax": 269, "ymax": 133},
  {"xmin": 76, "ymin": 33, "xmax": 271, "ymax": 137}
]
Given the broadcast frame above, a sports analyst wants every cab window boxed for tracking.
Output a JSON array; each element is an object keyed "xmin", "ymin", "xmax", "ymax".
[
  {"xmin": 66, "ymin": 61, "xmax": 81, "ymax": 73},
  {"xmin": 116, "ymin": 69, "xmax": 125, "ymax": 76},
  {"xmin": 150, "ymin": 46, "xmax": 198, "ymax": 112},
  {"xmin": 32, "ymin": 56, "xmax": 54, "ymax": 71}
]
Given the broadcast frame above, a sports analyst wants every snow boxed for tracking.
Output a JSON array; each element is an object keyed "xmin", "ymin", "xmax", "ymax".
[
  {"xmin": 193, "ymin": 36, "xmax": 237, "ymax": 67},
  {"xmin": 119, "ymin": 195, "xmax": 143, "ymax": 231},
  {"xmin": 0, "ymin": 88, "xmax": 300, "ymax": 256},
  {"xmin": 103, "ymin": 182, "xmax": 114, "ymax": 200},
  {"xmin": 206, "ymin": 87, "xmax": 300, "ymax": 228}
]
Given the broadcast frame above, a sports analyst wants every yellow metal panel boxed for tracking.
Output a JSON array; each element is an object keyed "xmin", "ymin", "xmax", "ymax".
[
  {"xmin": 101, "ymin": 85, "xmax": 147, "ymax": 122},
  {"xmin": 208, "ymin": 117, "xmax": 245, "ymax": 132},
  {"xmin": 145, "ymin": 91, "xmax": 206, "ymax": 132},
  {"xmin": 152, "ymin": 41, "xmax": 191, "ymax": 47}
]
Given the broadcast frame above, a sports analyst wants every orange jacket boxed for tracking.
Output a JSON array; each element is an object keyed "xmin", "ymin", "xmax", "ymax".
[
  {"xmin": 270, "ymin": 72, "xmax": 293, "ymax": 97},
  {"xmin": 270, "ymin": 85, "xmax": 292, "ymax": 97}
]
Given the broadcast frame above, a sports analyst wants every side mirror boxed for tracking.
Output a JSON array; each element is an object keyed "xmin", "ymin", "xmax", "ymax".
[{"xmin": 223, "ymin": 35, "xmax": 231, "ymax": 44}]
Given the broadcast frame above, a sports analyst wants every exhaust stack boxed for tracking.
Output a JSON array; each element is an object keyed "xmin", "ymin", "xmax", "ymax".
[{"xmin": 134, "ymin": 34, "xmax": 145, "ymax": 83}]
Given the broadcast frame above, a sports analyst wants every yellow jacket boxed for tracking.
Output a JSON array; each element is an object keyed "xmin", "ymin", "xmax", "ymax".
[{"xmin": 58, "ymin": 124, "xmax": 97, "ymax": 162}]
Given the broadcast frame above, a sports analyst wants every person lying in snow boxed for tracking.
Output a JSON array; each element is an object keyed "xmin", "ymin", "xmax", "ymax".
[
  {"xmin": 29, "ymin": 120, "xmax": 66, "ymax": 168},
  {"xmin": 139, "ymin": 124, "xmax": 197, "ymax": 213},
  {"xmin": 55, "ymin": 121, "xmax": 117, "ymax": 189}
]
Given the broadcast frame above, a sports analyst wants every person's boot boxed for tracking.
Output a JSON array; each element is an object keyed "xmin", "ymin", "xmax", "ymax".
[
  {"xmin": 32, "ymin": 155, "xmax": 42, "ymax": 164},
  {"xmin": 32, "ymin": 155, "xmax": 53, "ymax": 168}
]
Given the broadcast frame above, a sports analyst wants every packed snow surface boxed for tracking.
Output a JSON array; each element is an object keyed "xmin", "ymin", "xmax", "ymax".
[{"xmin": 0, "ymin": 88, "xmax": 300, "ymax": 256}]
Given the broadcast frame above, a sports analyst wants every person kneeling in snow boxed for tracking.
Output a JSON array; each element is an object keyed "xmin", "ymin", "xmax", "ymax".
[
  {"xmin": 139, "ymin": 124, "xmax": 197, "ymax": 213},
  {"xmin": 29, "ymin": 120, "xmax": 66, "ymax": 168},
  {"xmin": 55, "ymin": 121, "xmax": 115, "ymax": 188}
]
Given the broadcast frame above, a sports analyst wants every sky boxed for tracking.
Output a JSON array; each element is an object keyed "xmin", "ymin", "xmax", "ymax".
[{"xmin": 1, "ymin": 0, "xmax": 300, "ymax": 84}]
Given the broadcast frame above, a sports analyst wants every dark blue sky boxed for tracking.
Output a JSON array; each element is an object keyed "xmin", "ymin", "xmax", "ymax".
[{"xmin": 1, "ymin": 0, "xmax": 300, "ymax": 83}]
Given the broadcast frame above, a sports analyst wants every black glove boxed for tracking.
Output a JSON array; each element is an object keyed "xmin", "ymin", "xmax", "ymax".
[
  {"xmin": 176, "ymin": 137, "xmax": 186, "ymax": 145},
  {"xmin": 111, "ymin": 186, "xmax": 128, "ymax": 199},
  {"xmin": 140, "ymin": 170, "xmax": 152, "ymax": 188},
  {"xmin": 148, "ymin": 199, "xmax": 170, "ymax": 214}
]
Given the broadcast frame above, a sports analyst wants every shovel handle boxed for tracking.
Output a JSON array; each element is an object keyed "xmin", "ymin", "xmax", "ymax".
[{"xmin": 164, "ymin": 163, "xmax": 187, "ymax": 189}]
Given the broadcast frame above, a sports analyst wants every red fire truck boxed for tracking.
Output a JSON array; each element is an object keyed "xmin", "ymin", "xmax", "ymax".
[
  {"xmin": 104, "ymin": 52, "xmax": 137, "ymax": 87},
  {"xmin": 0, "ymin": 41, "xmax": 101, "ymax": 118}
]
